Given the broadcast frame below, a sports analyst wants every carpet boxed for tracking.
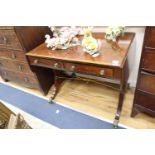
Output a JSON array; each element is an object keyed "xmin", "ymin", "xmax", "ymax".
[{"xmin": 0, "ymin": 82, "xmax": 124, "ymax": 129}]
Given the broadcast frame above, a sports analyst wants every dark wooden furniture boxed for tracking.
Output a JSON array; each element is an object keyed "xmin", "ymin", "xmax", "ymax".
[
  {"xmin": 26, "ymin": 32, "xmax": 135, "ymax": 127},
  {"xmin": 7, "ymin": 113, "xmax": 32, "ymax": 129},
  {"xmin": 0, "ymin": 26, "xmax": 54, "ymax": 95},
  {"xmin": 0, "ymin": 101, "xmax": 31, "ymax": 129},
  {"xmin": 131, "ymin": 26, "xmax": 155, "ymax": 117},
  {"xmin": 0, "ymin": 101, "xmax": 15, "ymax": 128}
]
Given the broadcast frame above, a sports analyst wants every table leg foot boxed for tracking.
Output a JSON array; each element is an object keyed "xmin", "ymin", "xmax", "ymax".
[
  {"xmin": 131, "ymin": 107, "xmax": 138, "ymax": 117},
  {"xmin": 113, "ymin": 114, "xmax": 119, "ymax": 128},
  {"xmin": 48, "ymin": 97, "xmax": 54, "ymax": 103},
  {"xmin": 2, "ymin": 78, "xmax": 9, "ymax": 82},
  {"xmin": 113, "ymin": 90, "xmax": 124, "ymax": 127}
]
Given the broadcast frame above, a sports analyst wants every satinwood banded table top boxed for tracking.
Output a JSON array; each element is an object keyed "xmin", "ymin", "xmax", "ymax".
[{"xmin": 27, "ymin": 32, "xmax": 135, "ymax": 68}]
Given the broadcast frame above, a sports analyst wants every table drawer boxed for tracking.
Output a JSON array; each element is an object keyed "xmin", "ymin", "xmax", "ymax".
[
  {"xmin": 0, "ymin": 29, "xmax": 22, "ymax": 50},
  {"xmin": 64, "ymin": 62, "xmax": 114, "ymax": 78},
  {"xmin": 0, "ymin": 58, "xmax": 32, "ymax": 73},
  {"xmin": 28, "ymin": 56, "xmax": 63, "ymax": 69},
  {"xmin": 0, "ymin": 49, "xmax": 26, "ymax": 62},
  {"xmin": 0, "ymin": 69, "xmax": 39, "ymax": 88},
  {"xmin": 134, "ymin": 90, "xmax": 155, "ymax": 112},
  {"xmin": 138, "ymin": 71, "xmax": 155, "ymax": 95}
]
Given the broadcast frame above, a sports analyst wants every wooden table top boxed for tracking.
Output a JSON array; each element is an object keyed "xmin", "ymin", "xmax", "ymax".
[{"xmin": 27, "ymin": 32, "xmax": 135, "ymax": 68}]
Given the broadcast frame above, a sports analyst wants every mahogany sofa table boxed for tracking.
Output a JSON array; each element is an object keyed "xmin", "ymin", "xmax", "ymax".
[{"xmin": 26, "ymin": 33, "xmax": 135, "ymax": 127}]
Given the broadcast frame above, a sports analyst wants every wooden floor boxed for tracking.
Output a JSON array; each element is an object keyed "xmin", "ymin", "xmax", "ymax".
[{"xmin": 1, "ymin": 77, "xmax": 155, "ymax": 129}]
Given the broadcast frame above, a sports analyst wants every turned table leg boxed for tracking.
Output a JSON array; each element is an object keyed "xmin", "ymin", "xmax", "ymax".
[
  {"xmin": 48, "ymin": 70, "xmax": 66, "ymax": 102},
  {"xmin": 113, "ymin": 61, "xmax": 129, "ymax": 128},
  {"xmin": 114, "ymin": 80, "xmax": 128, "ymax": 128},
  {"xmin": 113, "ymin": 90, "xmax": 125, "ymax": 128}
]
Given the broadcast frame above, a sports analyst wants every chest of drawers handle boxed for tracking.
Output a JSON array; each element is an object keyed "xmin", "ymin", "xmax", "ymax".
[
  {"xmin": 100, "ymin": 69, "xmax": 105, "ymax": 75},
  {"xmin": 142, "ymin": 58, "xmax": 145, "ymax": 63},
  {"xmin": 3, "ymin": 36, "xmax": 7, "ymax": 45},
  {"xmin": 24, "ymin": 77, "xmax": 29, "ymax": 83},
  {"xmin": 34, "ymin": 59, "xmax": 39, "ymax": 64},
  {"xmin": 18, "ymin": 65, "xmax": 22, "ymax": 71},
  {"xmin": 11, "ymin": 53, "xmax": 16, "ymax": 59},
  {"xmin": 3, "ymin": 71, "xmax": 7, "ymax": 76}
]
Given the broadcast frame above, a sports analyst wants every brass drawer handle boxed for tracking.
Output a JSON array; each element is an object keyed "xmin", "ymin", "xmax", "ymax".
[
  {"xmin": 24, "ymin": 77, "xmax": 29, "ymax": 83},
  {"xmin": 3, "ymin": 71, "xmax": 7, "ymax": 76},
  {"xmin": 34, "ymin": 59, "xmax": 39, "ymax": 64},
  {"xmin": 18, "ymin": 65, "xmax": 22, "ymax": 71},
  {"xmin": 54, "ymin": 63, "xmax": 58, "ymax": 68},
  {"xmin": 11, "ymin": 53, "xmax": 16, "ymax": 59},
  {"xmin": 71, "ymin": 65, "xmax": 75, "ymax": 71},
  {"xmin": 100, "ymin": 69, "xmax": 105, "ymax": 75},
  {"xmin": 3, "ymin": 36, "xmax": 7, "ymax": 45},
  {"xmin": 142, "ymin": 58, "xmax": 145, "ymax": 63}
]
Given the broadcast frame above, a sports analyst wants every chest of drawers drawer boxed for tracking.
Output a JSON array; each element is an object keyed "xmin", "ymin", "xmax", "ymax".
[
  {"xmin": 28, "ymin": 57, "xmax": 63, "ymax": 69},
  {"xmin": 0, "ymin": 49, "xmax": 27, "ymax": 62},
  {"xmin": 0, "ymin": 29, "xmax": 23, "ymax": 50},
  {"xmin": 0, "ymin": 69, "xmax": 38, "ymax": 88},
  {"xmin": 138, "ymin": 71, "xmax": 155, "ymax": 95},
  {"xmin": 134, "ymin": 90, "xmax": 155, "ymax": 114},
  {"xmin": 141, "ymin": 50, "xmax": 155, "ymax": 72},
  {"xmin": 0, "ymin": 58, "xmax": 32, "ymax": 73},
  {"xmin": 145, "ymin": 27, "xmax": 155, "ymax": 48},
  {"xmin": 64, "ymin": 62, "xmax": 114, "ymax": 78}
]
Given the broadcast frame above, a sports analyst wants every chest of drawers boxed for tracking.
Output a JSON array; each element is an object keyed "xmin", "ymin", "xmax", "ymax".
[
  {"xmin": 0, "ymin": 26, "xmax": 54, "ymax": 95},
  {"xmin": 131, "ymin": 26, "xmax": 155, "ymax": 117}
]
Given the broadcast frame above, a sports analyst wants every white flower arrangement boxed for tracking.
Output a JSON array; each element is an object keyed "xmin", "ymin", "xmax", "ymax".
[
  {"xmin": 45, "ymin": 26, "xmax": 81, "ymax": 50},
  {"xmin": 105, "ymin": 26, "xmax": 125, "ymax": 42}
]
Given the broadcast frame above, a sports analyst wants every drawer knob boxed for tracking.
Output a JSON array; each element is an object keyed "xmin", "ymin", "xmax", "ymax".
[
  {"xmin": 3, "ymin": 36, "xmax": 7, "ymax": 45},
  {"xmin": 18, "ymin": 65, "xmax": 22, "ymax": 71},
  {"xmin": 100, "ymin": 69, "xmax": 105, "ymax": 75},
  {"xmin": 34, "ymin": 59, "xmax": 39, "ymax": 64},
  {"xmin": 3, "ymin": 71, "xmax": 7, "ymax": 76},
  {"xmin": 24, "ymin": 77, "xmax": 29, "ymax": 83},
  {"xmin": 11, "ymin": 53, "xmax": 16, "ymax": 59},
  {"xmin": 54, "ymin": 63, "xmax": 58, "ymax": 67},
  {"xmin": 71, "ymin": 65, "xmax": 75, "ymax": 71}
]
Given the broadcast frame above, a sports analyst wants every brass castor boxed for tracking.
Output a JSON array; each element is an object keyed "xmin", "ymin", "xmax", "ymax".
[
  {"xmin": 48, "ymin": 97, "xmax": 54, "ymax": 103},
  {"xmin": 113, "ymin": 119, "xmax": 118, "ymax": 129},
  {"xmin": 3, "ymin": 79, "xmax": 9, "ymax": 82}
]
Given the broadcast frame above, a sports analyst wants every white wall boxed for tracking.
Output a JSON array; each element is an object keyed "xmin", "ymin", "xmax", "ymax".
[{"xmin": 93, "ymin": 26, "xmax": 145, "ymax": 87}]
